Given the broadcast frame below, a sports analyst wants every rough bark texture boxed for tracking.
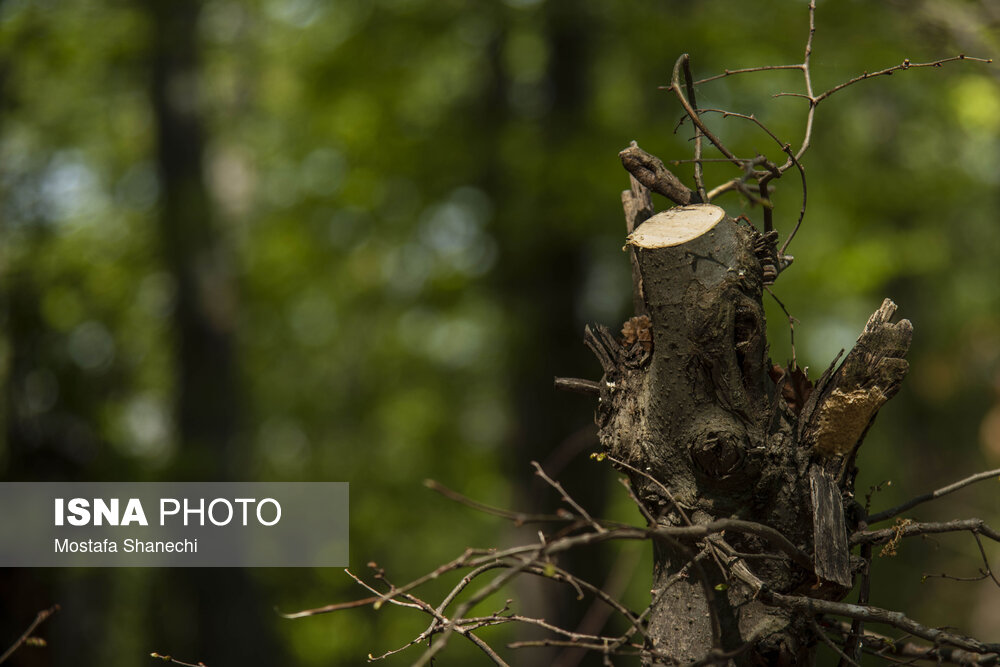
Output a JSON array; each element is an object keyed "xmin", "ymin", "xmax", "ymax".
[{"xmin": 583, "ymin": 197, "xmax": 912, "ymax": 664}]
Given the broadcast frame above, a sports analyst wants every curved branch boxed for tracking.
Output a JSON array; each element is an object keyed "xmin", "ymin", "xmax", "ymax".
[
  {"xmin": 666, "ymin": 54, "xmax": 743, "ymax": 169},
  {"xmin": 764, "ymin": 592, "xmax": 1000, "ymax": 655},
  {"xmin": 0, "ymin": 605, "xmax": 60, "ymax": 665},
  {"xmin": 850, "ymin": 518, "xmax": 1000, "ymax": 547},
  {"xmin": 867, "ymin": 468, "xmax": 1000, "ymax": 524},
  {"xmin": 681, "ymin": 56, "xmax": 707, "ymax": 201}
]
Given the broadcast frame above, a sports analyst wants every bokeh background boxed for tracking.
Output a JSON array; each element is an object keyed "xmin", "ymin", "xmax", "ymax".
[{"xmin": 1, "ymin": 0, "xmax": 998, "ymax": 664}]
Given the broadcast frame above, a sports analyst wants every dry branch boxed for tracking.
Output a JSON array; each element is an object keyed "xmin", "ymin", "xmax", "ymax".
[
  {"xmin": 0, "ymin": 604, "xmax": 59, "ymax": 665},
  {"xmin": 867, "ymin": 467, "xmax": 1000, "ymax": 524}
]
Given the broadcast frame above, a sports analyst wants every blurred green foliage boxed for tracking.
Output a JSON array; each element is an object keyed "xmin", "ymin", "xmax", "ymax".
[{"xmin": 0, "ymin": 0, "xmax": 998, "ymax": 664}]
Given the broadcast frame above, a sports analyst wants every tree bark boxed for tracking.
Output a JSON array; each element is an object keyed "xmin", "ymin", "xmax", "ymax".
[{"xmin": 582, "ymin": 196, "xmax": 912, "ymax": 663}]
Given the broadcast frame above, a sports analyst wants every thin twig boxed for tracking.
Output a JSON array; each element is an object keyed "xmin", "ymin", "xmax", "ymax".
[
  {"xmin": 423, "ymin": 478, "xmax": 572, "ymax": 525},
  {"xmin": 682, "ymin": 55, "xmax": 707, "ymax": 202},
  {"xmin": 532, "ymin": 460, "xmax": 605, "ymax": 533},
  {"xmin": 554, "ymin": 377, "xmax": 602, "ymax": 396},
  {"xmin": 824, "ymin": 620, "xmax": 1000, "ymax": 666},
  {"xmin": 0, "ymin": 604, "xmax": 60, "ymax": 665},
  {"xmin": 867, "ymin": 468, "xmax": 1000, "ymax": 524},
  {"xmin": 693, "ymin": 64, "xmax": 804, "ymax": 86},
  {"xmin": 842, "ymin": 538, "xmax": 872, "ymax": 665},
  {"xmin": 810, "ymin": 617, "xmax": 861, "ymax": 667},
  {"xmin": 666, "ymin": 54, "xmax": 744, "ymax": 169},
  {"xmin": 765, "ymin": 592, "xmax": 1000, "ymax": 655},
  {"xmin": 697, "ymin": 108, "xmax": 807, "ymax": 245},
  {"xmin": 813, "ymin": 55, "xmax": 993, "ymax": 104},
  {"xmin": 149, "ymin": 654, "xmax": 206, "ymax": 667},
  {"xmin": 851, "ymin": 518, "xmax": 1000, "ymax": 548},
  {"xmin": 765, "ymin": 286, "xmax": 799, "ymax": 367}
]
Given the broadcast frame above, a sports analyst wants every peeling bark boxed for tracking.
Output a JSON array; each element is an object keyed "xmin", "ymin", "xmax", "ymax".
[{"xmin": 577, "ymin": 185, "xmax": 912, "ymax": 663}]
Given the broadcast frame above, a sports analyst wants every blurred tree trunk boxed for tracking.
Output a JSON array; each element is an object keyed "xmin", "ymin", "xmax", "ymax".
[
  {"xmin": 143, "ymin": 1, "xmax": 282, "ymax": 662},
  {"xmin": 480, "ymin": 5, "xmax": 613, "ymax": 665},
  {"xmin": 0, "ymin": 12, "xmax": 62, "ymax": 662},
  {"xmin": 0, "ymin": 275, "xmax": 59, "ymax": 667}
]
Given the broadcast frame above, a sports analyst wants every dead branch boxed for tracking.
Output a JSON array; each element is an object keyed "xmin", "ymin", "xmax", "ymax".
[
  {"xmin": 553, "ymin": 376, "xmax": 602, "ymax": 396},
  {"xmin": 532, "ymin": 460, "xmax": 605, "ymax": 533},
  {"xmin": 423, "ymin": 478, "xmax": 574, "ymax": 525},
  {"xmin": 0, "ymin": 604, "xmax": 59, "ymax": 665},
  {"xmin": 850, "ymin": 518, "xmax": 1000, "ymax": 547},
  {"xmin": 149, "ymin": 653, "xmax": 207, "ymax": 667},
  {"xmin": 765, "ymin": 592, "xmax": 1000, "ymax": 656},
  {"xmin": 618, "ymin": 142, "xmax": 697, "ymax": 206},
  {"xmin": 823, "ymin": 620, "xmax": 1000, "ymax": 666},
  {"xmin": 650, "ymin": 0, "xmax": 991, "ymax": 265},
  {"xmin": 867, "ymin": 467, "xmax": 1000, "ymax": 524}
]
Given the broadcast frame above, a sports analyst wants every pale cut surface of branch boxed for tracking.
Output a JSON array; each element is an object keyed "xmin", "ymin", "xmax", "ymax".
[{"xmin": 626, "ymin": 204, "xmax": 725, "ymax": 248}]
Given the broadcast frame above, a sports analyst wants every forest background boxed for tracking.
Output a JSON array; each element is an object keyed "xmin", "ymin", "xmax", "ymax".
[{"xmin": 0, "ymin": 0, "xmax": 998, "ymax": 664}]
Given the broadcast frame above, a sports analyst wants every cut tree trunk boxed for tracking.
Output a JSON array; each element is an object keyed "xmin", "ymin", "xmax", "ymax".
[{"xmin": 580, "ymin": 180, "xmax": 912, "ymax": 664}]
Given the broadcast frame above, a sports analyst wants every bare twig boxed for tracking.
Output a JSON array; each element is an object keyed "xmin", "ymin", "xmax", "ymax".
[
  {"xmin": 812, "ymin": 55, "xmax": 993, "ymax": 104},
  {"xmin": 423, "ymin": 478, "xmax": 573, "ymax": 526},
  {"xmin": 694, "ymin": 64, "xmax": 804, "ymax": 86},
  {"xmin": 149, "ymin": 653, "xmax": 206, "ymax": 667},
  {"xmin": 851, "ymin": 518, "xmax": 1000, "ymax": 548},
  {"xmin": 824, "ymin": 620, "xmax": 1000, "ymax": 666},
  {"xmin": 842, "ymin": 536, "xmax": 872, "ymax": 665},
  {"xmin": 665, "ymin": 54, "xmax": 743, "ymax": 169},
  {"xmin": 682, "ymin": 56, "xmax": 707, "ymax": 202},
  {"xmin": 764, "ymin": 286, "xmax": 799, "ymax": 367},
  {"xmin": 668, "ymin": 0, "xmax": 990, "ymax": 262},
  {"xmin": 765, "ymin": 592, "xmax": 1000, "ymax": 655},
  {"xmin": 554, "ymin": 377, "xmax": 602, "ymax": 396},
  {"xmin": 532, "ymin": 460, "xmax": 605, "ymax": 533},
  {"xmin": 867, "ymin": 468, "xmax": 1000, "ymax": 524},
  {"xmin": 810, "ymin": 617, "xmax": 861, "ymax": 667},
  {"xmin": 0, "ymin": 604, "xmax": 59, "ymax": 665}
]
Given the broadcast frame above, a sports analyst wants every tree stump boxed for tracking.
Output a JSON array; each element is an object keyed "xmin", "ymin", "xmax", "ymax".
[{"xmin": 582, "ymin": 198, "xmax": 912, "ymax": 663}]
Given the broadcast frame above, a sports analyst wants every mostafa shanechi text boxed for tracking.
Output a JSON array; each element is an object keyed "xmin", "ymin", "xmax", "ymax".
[{"xmin": 55, "ymin": 538, "xmax": 198, "ymax": 554}]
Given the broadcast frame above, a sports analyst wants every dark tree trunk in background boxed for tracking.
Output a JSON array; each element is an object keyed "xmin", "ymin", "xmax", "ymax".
[
  {"xmin": 484, "ymin": 4, "xmax": 615, "ymax": 665},
  {"xmin": 143, "ymin": 1, "xmax": 282, "ymax": 662},
  {"xmin": 583, "ymin": 194, "xmax": 912, "ymax": 663},
  {"xmin": 1, "ymin": 276, "xmax": 59, "ymax": 667},
  {"xmin": 0, "ymin": 17, "xmax": 80, "ymax": 662},
  {"xmin": 147, "ymin": 0, "xmax": 238, "ymax": 475}
]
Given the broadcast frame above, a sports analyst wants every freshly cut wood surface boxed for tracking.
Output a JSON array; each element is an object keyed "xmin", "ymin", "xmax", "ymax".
[{"xmin": 627, "ymin": 204, "xmax": 725, "ymax": 248}]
